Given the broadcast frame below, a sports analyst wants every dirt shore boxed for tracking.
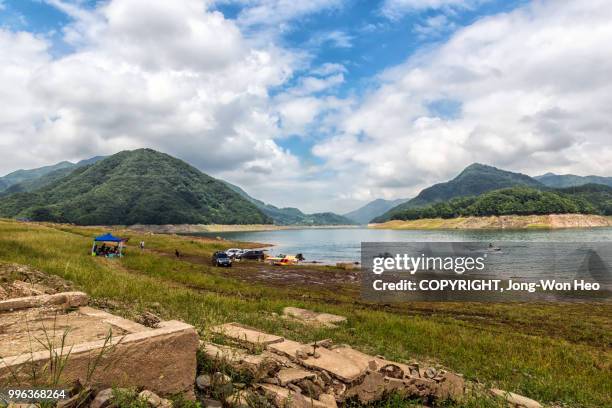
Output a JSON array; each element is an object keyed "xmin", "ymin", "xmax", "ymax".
[
  {"xmin": 370, "ymin": 213, "xmax": 612, "ymax": 230},
  {"xmin": 127, "ymin": 223, "xmax": 358, "ymax": 233}
]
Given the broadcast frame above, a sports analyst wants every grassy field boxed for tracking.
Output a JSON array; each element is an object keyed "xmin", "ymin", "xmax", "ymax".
[{"xmin": 0, "ymin": 219, "xmax": 610, "ymax": 407}]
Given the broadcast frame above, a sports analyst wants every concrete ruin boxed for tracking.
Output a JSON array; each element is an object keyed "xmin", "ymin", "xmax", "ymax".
[
  {"xmin": 205, "ymin": 322, "xmax": 466, "ymax": 407},
  {"xmin": 0, "ymin": 291, "xmax": 198, "ymax": 396},
  {"xmin": 0, "ymin": 264, "xmax": 544, "ymax": 408},
  {"xmin": 282, "ymin": 307, "xmax": 347, "ymax": 328}
]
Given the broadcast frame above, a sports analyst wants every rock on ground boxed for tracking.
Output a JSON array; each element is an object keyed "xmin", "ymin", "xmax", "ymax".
[
  {"xmin": 203, "ymin": 323, "xmax": 478, "ymax": 407},
  {"xmin": 90, "ymin": 388, "xmax": 114, "ymax": 408},
  {"xmin": 282, "ymin": 307, "xmax": 347, "ymax": 328},
  {"xmin": 490, "ymin": 388, "xmax": 543, "ymax": 408}
]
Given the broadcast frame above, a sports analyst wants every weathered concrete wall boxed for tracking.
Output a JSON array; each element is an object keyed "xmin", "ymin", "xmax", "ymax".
[
  {"xmin": 0, "ymin": 290, "xmax": 198, "ymax": 397},
  {"xmin": 1, "ymin": 320, "xmax": 198, "ymax": 396}
]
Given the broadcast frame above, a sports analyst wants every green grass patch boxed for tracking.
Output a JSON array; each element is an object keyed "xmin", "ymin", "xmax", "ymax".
[{"xmin": 0, "ymin": 219, "xmax": 610, "ymax": 407}]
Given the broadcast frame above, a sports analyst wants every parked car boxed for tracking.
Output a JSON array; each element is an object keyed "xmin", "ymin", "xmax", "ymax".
[
  {"xmin": 212, "ymin": 251, "xmax": 232, "ymax": 267},
  {"xmin": 238, "ymin": 250, "xmax": 266, "ymax": 261},
  {"xmin": 225, "ymin": 248, "xmax": 243, "ymax": 258}
]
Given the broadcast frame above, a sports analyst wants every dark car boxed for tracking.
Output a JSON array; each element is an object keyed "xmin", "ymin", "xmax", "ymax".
[
  {"xmin": 238, "ymin": 250, "xmax": 265, "ymax": 261},
  {"xmin": 212, "ymin": 251, "xmax": 232, "ymax": 267}
]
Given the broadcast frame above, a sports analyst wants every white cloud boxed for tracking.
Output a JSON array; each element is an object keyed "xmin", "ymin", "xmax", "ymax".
[
  {"xmin": 313, "ymin": 0, "xmax": 612, "ymax": 210},
  {"xmin": 381, "ymin": 0, "xmax": 485, "ymax": 19},
  {"xmin": 275, "ymin": 97, "xmax": 321, "ymax": 136},
  {"xmin": 288, "ymin": 73, "xmax": 345, "ymax": 96},
  {"xmin": 2, "ymin": 0, "xmax": 612, "ymax": 215},
  {"xmin": 310, "ymin": 63, "xmax": 347, "ymax": 76},
  {"xmin": 308, "ymin": 30, "xmax": 353, "ymax": 48},
  {"xmin": 414, "ymin": 15, "xmax": 456, "ymax": 39},
  {"xmin": 219, "ymin": 0, "xmax": 343, "ymax": 29},
  {"xmin": 273, "ymin": 77, "xmax": 345, "ymax": 139},
  {"xmin": 0, "ymin": 0, "xmax": 301, "ymax": 184}
]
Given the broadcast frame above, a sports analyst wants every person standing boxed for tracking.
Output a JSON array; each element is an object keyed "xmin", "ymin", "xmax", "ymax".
[{"xmin": 140, "ymin": 241, "xmax": 145, "ymax": 250}]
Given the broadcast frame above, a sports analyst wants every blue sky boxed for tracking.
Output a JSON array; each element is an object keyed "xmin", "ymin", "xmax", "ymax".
[
  {"xmin": 0, "ymin": 0, "xmax": 525, "ymax": 113},
  {"xmin": 0, "ymin": 0, "xmax": 610, "ymax": 212}
]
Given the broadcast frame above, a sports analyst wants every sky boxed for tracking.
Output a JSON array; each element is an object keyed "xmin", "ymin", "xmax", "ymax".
[{"xmin": 0, "ymin": 0, "xmax": 611, "ymax": 213}]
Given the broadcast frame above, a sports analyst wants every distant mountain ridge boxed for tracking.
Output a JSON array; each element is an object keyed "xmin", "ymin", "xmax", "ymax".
[
  {"xmin": 1, "ymin": 156, "xmax": 106, "ymax": 195},
  {"xmin": 0, "ymin": 151, "xmax": 351, "ymax": 226},
  {"xmin": 343, "ymin": 198, "xmax": 410, "ymax": 224},
  {"xmin": 382, "ymin": 184, "xmax": 612, "ymax": 221},
  {"xmin": 374, "ymin": 163, "xmax": 545, "ymax": 222},
  {"xmin": 0, "ymin": 149, "xmax": 270, "ymax": 225},
  {"xmin": 224, "ymin": 182, "xmax": 354, "ymax": 226},
  {"xmin": 535, "ymin": 173, "xmax": 612, "ymax": 188},
  {"xmin": 3, "ymin": 155, "xmax": 610, "ymax": 226},
  {"xmin": 0, "ymin": 161, "xmax": 75, "ymax": 192}
]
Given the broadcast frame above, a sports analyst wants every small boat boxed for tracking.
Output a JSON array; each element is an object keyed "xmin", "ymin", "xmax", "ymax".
[{"xmin": 268, "ymin": 255, "xmax": 299, "ymax": 266}]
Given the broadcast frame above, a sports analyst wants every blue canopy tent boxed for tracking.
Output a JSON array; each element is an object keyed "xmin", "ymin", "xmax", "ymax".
[{"xmin": 92, "ymin": 233, "xmax": 125, "ymax": 257}]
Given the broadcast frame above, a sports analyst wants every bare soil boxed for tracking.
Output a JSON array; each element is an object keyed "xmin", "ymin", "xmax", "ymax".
[
  {"xmin": 153, "ymin": 248, "xmax": 360, "ymax": 290},
  {"xmin": 371, "ymin": 213, "xmax": 612, "ymax": 230}
]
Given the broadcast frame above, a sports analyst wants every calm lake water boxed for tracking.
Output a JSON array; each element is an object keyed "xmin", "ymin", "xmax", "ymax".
[{"xmin": 193, "ymin": 227, "xmax": 612, "ymax": 263}]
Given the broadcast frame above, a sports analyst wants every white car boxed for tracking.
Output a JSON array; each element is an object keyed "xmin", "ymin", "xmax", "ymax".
[{"xmin": 225, "ymin": 248, "xmax": 243, "ymax": 258}]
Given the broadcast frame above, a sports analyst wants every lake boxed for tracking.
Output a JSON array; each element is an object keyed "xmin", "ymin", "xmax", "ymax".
[{"xmin": 192, "ymin": 227, "xmax": 612, "ymax": 264}]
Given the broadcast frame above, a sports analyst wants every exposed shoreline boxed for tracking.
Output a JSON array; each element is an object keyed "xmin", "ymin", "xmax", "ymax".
[
  {"xmin": 369, "ymin": 213, "xmax": 612, "ymax": 230},
  {"xmin": 127, "ymin": 223, "xmax": 359, "ymax": 234}
]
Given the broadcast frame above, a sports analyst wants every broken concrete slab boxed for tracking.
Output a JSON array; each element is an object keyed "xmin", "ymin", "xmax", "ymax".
[
  {"xmin": 331, "ymin": 346, "xmax": 415, "ymax": 379},
  {"xmin": 2, "ymin": 319, "xmax": 199, "ymax": 395},
  {"xmin": 258, "ymin": 384, "xmax": 333, "ymax": 408},
  {"xmin": 202, "ymin": 342, "xmax": 288, "ymax": 379},
  {"xmin": 79, "ymin": 306, "xmax": 150, "ymax": 333},
  {"xmin": 490, "ymin": 388, "xmax": 542, "ymax": 408},
  {"xmin": 403, "ymin": 377, "xmax": 439, "ymax": 399},
  {"xmin": 205, "ymin": 325, "xmax": 466, "ymax": 405},
  {"xmin": 267, "ymin": 339, "xmax": 311, "ymax": 360},
  {"xmin": 202, "ymin": 342, "xmax": 247, "ymax": 364},
  {"xmin": 210, "ymin": 322, "xmax": 284, "ymax": 346},
  {"xmin": 301, "ymin": 348, "xmax": 368, "ymax": 383},
  {"xmin": 0, "ymin": 291, "xmax": 88, "ymax": 312},
  {"xmin": 282, "ymin": 307, "xmax": 347, "ymax": 328},
  {"xmin": 434, "ymin": 372, "xmax": 465, "ymax": 401},
  {"xmin": 344, "ymin": 371, "xmax": 387, "ymax": 404},
  {"xmin": 267, "ymin": 340, "xmax": 367, "ymax": 382},
  {"xmin": 329, "ymin": 347, "xmax": 376, "ymax": 371},
  {"xmin": 239, "ymin": 353, "xmax": 282, "ymax": 378},
  {"xmin": 277, "ymin": 368, "xmax": 317, "ymax": 386},
  {"xmin": 0, "ymin": 293, "xmax": 198, "ymax": 396}
]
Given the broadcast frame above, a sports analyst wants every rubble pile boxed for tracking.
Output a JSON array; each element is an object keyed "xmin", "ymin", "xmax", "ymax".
[
  {"xmin": 199, "ymin": 322, "xmax": 466, "ymax": 407},
  {"xmin": 49, "ymin": 386, "xmax": 175, "ymax": 408},
  {"xmin": 0, "ymin": 262, "xmax": 74, "ymax": 300}
]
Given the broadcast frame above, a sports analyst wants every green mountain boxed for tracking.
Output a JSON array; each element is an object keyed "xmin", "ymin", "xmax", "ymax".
[
  {"xmin": 374, "ymin": 163, "xmax": 545, "ymax": 222},
  {"xmin": 377, "ymin": 185, "xmax": 612, "ymax": 221},
  {"xmin": 0, "ymin": 161, "xmax": 75, "ymax": 192},
  {"xmin": 0, "ymin": 149, "xmax": 271, "ymax": 225},
  {"xmin": 343, "ymin": 198, "xmax": 410, "ymax": 224},
  {"xmin": 224, "ymin": 182, "xmax": 355, "ymax": 225},
  {"xmin": 1, "ymin": 156, "xmax": 106, "ymax": 195},
  {"xmin": 535, "ymin": 173, "xmax": 612, "ymax": 188},
  {"xmin": 554, "ymin": 183, "xmax": 612, "ymax": 214}
]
